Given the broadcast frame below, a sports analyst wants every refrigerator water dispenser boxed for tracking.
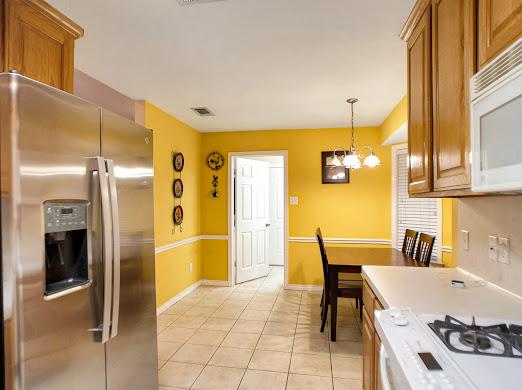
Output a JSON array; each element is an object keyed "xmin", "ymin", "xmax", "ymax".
[{"xmin": 44, "ymin": 201, "xmax": 91, "ymax": 299}]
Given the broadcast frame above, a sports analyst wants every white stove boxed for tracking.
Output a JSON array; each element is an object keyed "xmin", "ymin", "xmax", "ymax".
[{"xmin": 375, "ymin": 309, "xmax": 522, "ymax": 390}]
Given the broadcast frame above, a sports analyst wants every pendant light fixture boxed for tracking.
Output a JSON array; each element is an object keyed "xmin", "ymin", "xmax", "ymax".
[{"xmin": 326, "ymin": 98, "xmax": 381, "ymax": 170}]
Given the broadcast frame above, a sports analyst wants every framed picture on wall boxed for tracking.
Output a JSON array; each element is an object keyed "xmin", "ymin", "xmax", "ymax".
[{"xmin": 321, "ymin": 151, "xmax": 350, "ymax": 184}]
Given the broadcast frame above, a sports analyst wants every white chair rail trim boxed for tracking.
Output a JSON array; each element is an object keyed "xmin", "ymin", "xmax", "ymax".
[
  {"xmin": 156, "ymin": 235, "xmax": 396, "ymax": 254},
  {"xmin": 155, "ymin": 234, "xmax": 229, "ymax": 254},
  {"xmin": 288, "ymin": 237, "xmax": 392, "ymax": 245},
  {"xmin": 442, "ymin": 246, "xmax": 452, "ymax": 253}
]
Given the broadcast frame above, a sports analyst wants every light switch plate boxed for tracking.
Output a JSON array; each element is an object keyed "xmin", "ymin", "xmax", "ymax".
[
  {"xmin": 290, "ymin": 196, "xmax": 298, "ymax": 206},
  {"xmin": 462, "ymin": 230, "xmax": 469, "ymax": 251},
  {"xmin": 488, "ymin": 236, "xmax": 498, "ymax": 261},
  {"xmin": 498, "ymin": 237, "xmax": 510, "ymax": 264}
]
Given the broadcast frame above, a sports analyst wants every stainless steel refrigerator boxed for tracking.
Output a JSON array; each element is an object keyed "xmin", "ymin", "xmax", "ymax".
[{"xmin": 0, "ymin": 72, "xmax": 158, "ymax": 389}]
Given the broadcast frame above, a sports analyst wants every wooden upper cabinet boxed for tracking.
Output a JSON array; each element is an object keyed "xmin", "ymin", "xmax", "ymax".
[
  {"xmin": 478, "ymin": 0, "xmax": 522, "ymax": 69},
  {"xmin": 2, "ymin": 0, "xmax": 84, "ymax": 93},
  {"xmin": 406, "ymin": 4, "xmax": 432, "ymax": 194},
  {"xmin": 432, "ymin": 0, "xmax": 475, "ymax": 191}
]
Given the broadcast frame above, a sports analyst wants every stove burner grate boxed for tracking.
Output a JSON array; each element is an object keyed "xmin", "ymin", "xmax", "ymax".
[{"xmin": 428, "ymin": 315, "xmax": 522, "ymax": 359}]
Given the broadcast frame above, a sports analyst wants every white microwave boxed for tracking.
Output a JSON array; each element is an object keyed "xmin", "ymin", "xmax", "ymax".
[{"xmin": 471, "ymin": 37, "xmax": 522, "ymax": 192}]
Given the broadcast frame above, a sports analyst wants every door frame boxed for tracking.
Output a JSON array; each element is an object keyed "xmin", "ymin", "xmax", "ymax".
[
  {"xmin": 228, "ymin": 151, "xmax": 289, "ymax": 287},
  {"xmin": 391, "ymin": 144, "xmax": 442, "ymax": 261}
]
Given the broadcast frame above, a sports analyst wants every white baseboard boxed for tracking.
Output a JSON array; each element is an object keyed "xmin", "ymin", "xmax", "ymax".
[
  {"xmin": 201, "ymin": 279, "xmax": 231, "ymax": 287},
  {"xmin": 285, "ymin": 284, "xmax": 323, "ymax": 292},
  {"xmin": 156, "ymin": 280, "xmax": 202, "ymax": 315}
]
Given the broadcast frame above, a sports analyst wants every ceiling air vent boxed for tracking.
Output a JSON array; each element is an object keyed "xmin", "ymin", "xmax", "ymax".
[
  {"xmin": 191, "ymin": 107, "xmax": 215, "ymax": 116},
  {"xmin": 177, "ymin": 0, "xmax": 227, "ymax": 6}
]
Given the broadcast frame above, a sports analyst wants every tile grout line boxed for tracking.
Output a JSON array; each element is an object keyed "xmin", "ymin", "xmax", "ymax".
[{"xmin": 284, "ymin": 290, "xmax": 301, "ymax": 390}]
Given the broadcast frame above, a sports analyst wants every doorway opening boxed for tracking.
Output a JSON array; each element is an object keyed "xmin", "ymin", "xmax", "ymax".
[{"xmin": 228, "ymin": 151, "xmax": 288, "ymax": 287}]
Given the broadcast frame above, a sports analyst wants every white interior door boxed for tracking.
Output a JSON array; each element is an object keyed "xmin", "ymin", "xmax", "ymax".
[
  {"xmin": 235, "ymin": 158, "xmax": 270, "ymax": 283},
  {"xmin": 268, "ymin": 167, "xmax": 284, "ymax": 266}
]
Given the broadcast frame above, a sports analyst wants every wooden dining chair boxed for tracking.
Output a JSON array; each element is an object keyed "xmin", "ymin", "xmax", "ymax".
[
  {"xmin": 316, "ymin": 228, "xmax": 363, "ymax": 333},
  {"xmin": 317, "ymin": 228, "xmax": 362, "ymax": 309},
  {"xmin": 414, "ymin": 233, "xmax": 435, "ymax": 266},
  {"xmin": 401, "ymin": 229, "xmax": 418, "ymax": 257}
]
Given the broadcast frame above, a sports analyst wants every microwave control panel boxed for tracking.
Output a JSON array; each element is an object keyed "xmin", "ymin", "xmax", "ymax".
[{"xmin": 44, "ymin": 201, "xmax": 88, "ymax": 233}]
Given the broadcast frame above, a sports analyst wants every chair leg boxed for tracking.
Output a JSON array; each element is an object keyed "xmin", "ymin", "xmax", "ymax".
[
  {"xmin": 320, "ymin": 289, "xmax": 324, "ymax": 308},
  {"xmin": 355, "ymin": 298, "xmax": 358, "ymax": 308},
  {"xmin": 320, "ymin": 291, "xmax": 329, "ymax": 333}
]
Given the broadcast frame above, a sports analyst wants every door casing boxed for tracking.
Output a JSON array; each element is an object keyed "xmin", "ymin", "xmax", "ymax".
[{"xmin": 228, "ymin": 151, "xmax": 289, "ymax": 287}]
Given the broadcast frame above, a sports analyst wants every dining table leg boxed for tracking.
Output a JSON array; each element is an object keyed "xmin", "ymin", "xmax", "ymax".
[{"xmin": 330, "ymin": 267, "xmax": 338, "ymax": 342}]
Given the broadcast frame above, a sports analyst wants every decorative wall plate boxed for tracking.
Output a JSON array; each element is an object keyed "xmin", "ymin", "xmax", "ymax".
[
  {"xmin": 173, "ymin": 152, "xmax": 185, "ymax": 172},
  {"xmin": 207, "ymin": 151, "xmax": 225, "ymax": 171},
  {"xmin": 173, "ymin": 179, "xmax": 184, "ymax": 198},
  {"xmin": 173, "ymin": 205, "xmax": 183, "ymax": 225}
]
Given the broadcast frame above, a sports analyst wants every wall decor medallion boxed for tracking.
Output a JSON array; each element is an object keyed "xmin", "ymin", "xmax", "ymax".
[
  {"xmin": 173, "ymin": 205, "xmax": 184, "ymax": 225},
  {"xmin": 173, "ymin": 178, "xmax": 184, "ymax": 198},
  {"xmin": 322, "ymin": 151, "xmax": 350, "ymax": 184},
  {"xmin": 173, "ymin": 152, "xmax": 185, "ymax": 172},
  {"xmin": 207, "ymin": 151, "xmax": 225, "ymax": 171}
]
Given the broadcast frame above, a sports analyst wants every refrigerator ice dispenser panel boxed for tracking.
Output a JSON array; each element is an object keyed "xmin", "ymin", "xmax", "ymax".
[{"xmin": 44, "ymin": 201, "xmax": 91, "ymax": 298}]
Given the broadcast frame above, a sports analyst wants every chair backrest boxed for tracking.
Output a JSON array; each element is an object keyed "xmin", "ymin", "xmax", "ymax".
[
  {"xmin": 414, "ymin": 233, "xmax": 435, "ymax": 266},
  {"xmin": 315, "ymin": 228, "xmax": 330, "ymax": 291},
  {"xmin": 401, "ymin": 229, "xmax": 418, "ymax": 257}
]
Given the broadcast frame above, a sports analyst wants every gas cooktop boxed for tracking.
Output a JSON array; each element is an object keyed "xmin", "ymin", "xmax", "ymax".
[{"xmin": 428, "ymin": 315, "xmax": 522, "ymax": 359}]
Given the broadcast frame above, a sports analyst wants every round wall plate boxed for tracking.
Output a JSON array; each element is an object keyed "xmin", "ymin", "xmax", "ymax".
[
  {"xmin": 173, "ymin": 205, "xmax": 184, "ymax": 225},
  {"xmin": 173, "ymin": 178, "xmax": 184, "ymax": 198},
  {"xmin": 207, "ymin": 151, "xmax": 225, "ymax": 171},
  {"xmin": 173, "ymin": 152, "xmax": 185, "ymax": 172}
]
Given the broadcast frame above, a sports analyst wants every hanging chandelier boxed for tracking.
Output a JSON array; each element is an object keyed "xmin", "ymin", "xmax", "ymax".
[{"xmin": 326, "ymin": 98, "xmax": 381, "ymax": 170}]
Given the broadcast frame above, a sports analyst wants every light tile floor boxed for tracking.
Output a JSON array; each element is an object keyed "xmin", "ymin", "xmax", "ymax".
[{"xmin": 157, "ymin": 267, "xmax": 363, "ymax": 390}]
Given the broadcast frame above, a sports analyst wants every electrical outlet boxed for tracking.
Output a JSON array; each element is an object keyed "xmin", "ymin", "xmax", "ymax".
[
  {"xmin": 290, "ymin": 196, "xmax": 298, "ymax": 206},
  {"xmin": 189, "ymin": 262, "xmax": 193, "ymax": 273},
  {"xmin": 498, "ymin": 237, "xmax": 510, "ymax": 264},
  {"xmin": 462, "ymin": 230, "xmax": 469, "ymax": 251},
  {"xmin": 488, "ymin": 236, "xmax": 498, "ymax": 261}
]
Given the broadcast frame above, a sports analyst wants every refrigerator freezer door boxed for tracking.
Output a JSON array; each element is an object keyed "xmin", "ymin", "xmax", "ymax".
[
  {"xmin": 101, "ymin": 110, "xmax": 158, "ymax": 390},
  {"xmin": 0, "ymin": 73, "xmax": 107, "ymax": 389}
]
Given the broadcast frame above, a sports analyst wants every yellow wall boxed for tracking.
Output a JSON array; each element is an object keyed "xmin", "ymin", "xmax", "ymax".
[
  {"xmin": 201, "ymin": 127, "xmax": 391, "ymax": 285},
  {"xmin": 441, "ymin": 199, "xmax": 454, "ymax": 265},
  {"xmin": 380, "ymin": 96, "xmax": 407, "ymax": 144},
  {"xmin": 145, "ymin": 102, "xmax": 203, "ymax": 307},
  {"xmin": 147, "ymin": 94, "xmax": 455, "ymax": 299}
]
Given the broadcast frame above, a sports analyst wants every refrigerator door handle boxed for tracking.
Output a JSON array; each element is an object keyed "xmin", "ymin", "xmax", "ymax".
[
  {"xmin": 96, "ymin": 157, "xmax": 113, "ymax": 344},
  {"xmin": 106, "ymin": 159, "xmax": 121, "ymax": 339}
]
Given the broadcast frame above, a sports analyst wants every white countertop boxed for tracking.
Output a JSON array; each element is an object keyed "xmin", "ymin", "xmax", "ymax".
[{"xmin": 362, "ymin": 266, "xmax": 522, "ymax": 320}]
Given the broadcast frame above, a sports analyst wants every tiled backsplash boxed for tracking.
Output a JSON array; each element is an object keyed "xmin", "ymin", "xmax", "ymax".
[{"xmin": 458, "ymin": 196, "xmax": 522, "ymax": 297}]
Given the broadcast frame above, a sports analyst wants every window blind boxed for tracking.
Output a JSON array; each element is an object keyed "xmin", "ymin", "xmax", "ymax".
[{"xmin": 396, "ymin": 153, "xmax": 440, "ymax": 260}]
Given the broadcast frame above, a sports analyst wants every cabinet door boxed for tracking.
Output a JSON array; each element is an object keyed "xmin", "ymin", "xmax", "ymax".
[
  {"xmin": 362, "ymin": 308, "xmax": 375, "ymax": 390},
  {"xmin": 432, "ymin": 0, "xmax": 475, "ymax": 190},
  {"xmin": 5, "ymin": 0, "xmax": 78, "ymax": 92},
  {"xmin": 374, "ymin": 332, "xmax": 382, "ymax": 390},
  {"xmin": 407, "ymin": 6, "xmax": 432, "ymax": 194},
  {"xmin": 478, "ymin": 0, "xmax": 522, "ymax": 68}
]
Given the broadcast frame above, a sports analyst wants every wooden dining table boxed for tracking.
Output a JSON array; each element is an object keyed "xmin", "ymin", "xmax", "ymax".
[{"xmin": 325, "ymin": 246, "xmax": 423, "ymax": 341}]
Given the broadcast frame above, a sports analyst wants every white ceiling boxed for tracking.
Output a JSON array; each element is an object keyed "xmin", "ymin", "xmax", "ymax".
[{"xmin": 49, "ymin": 0, "xmax": 414, "ymax": 132}]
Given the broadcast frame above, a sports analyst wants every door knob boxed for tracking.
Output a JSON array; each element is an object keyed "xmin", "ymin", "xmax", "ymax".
[{"xmin": 265, "ymin": 223, "xmax": 271, "ymax": 227}]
